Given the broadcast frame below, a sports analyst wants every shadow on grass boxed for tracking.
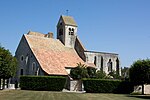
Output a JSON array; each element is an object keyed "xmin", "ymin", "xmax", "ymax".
[{"xmin": 128, "ymin": 95, "xmax": 150, "ymax": 99}]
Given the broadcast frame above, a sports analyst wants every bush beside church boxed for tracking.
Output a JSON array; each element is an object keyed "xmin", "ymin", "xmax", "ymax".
[
  {"xmin": 83, "ymin": 79, "xmax": 134, "ymax": 94},
  {"xmin": 20, "ymin": 76, "xmax": 66, "ymax": 91}
]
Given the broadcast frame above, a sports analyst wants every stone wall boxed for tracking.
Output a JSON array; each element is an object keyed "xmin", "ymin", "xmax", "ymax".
[
  {"xmin": 84, "ymin": 51, "xmax": 121, "ymax": 75},
  {"xmin": 134, "ymin": 84, "xmax": 150, "ymax": 94},
  {"xmin": 70, "ymin": 80, "xmax": 82, "ymax": 91},
  {"xmin": 15, "ymin": 35, "xmax": 45, "ymax": 80},
  {"xmin": 144, "ymin": 84, "xmax": 150, "ymax": 94},
  {"xmin": 66, "ymin": 78, "xmax": 83, "ymax": 91}
]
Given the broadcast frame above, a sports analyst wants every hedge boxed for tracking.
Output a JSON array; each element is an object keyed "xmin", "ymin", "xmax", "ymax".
[
  {"xmin": 83, "ymin": 79, "xmax": 134, "ymax": 94},
  {"xmin": 20, "ymin": 76, "xmax": 66, "ymax": 91}
]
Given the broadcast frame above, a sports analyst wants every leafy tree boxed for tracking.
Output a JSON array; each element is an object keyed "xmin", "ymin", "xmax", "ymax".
[
  {"xmin": 95, "ymin": 70, "xmax": 107, "ymax": 79},
  {"xmin": 121, "ymin": 67, "xmax": 129, "ymax": 80},
  {"xmin": 108, "ymin": 70, "xmax": 121, "ymax": 79},
  {"xmin": 87, "ymin": 67, "xmax": 96, "ymax": 78},
  {"xmin": 129, "ymin": 59, "xmax": 150, "ymax": 94},
  {"xmin": 0, "ymin": 46, "xmax": 17, "ymax": 89},
  {"xmin": 70, "ymin": 63, "xmax": 89, "ymax": 80}
]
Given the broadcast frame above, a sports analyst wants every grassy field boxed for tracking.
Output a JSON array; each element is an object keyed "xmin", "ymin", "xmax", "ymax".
[{"xmin": 0, "ymin": 90, "xmax": 149, "ymax": 100}]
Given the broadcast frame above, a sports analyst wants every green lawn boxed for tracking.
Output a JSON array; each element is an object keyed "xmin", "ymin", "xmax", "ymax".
[{"xmin": 0, "ymin": 90, "xmax": 149, "ymax": 100}]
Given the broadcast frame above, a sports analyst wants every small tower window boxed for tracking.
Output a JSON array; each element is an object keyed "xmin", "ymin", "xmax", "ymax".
[
  {"xmin": 69, "ymin": 28, "xmax": 71, "ymax": 31},
  {"xmin": 69, "ymin": 28, "xmax": 74, "ymax": 35},
  {"xmin": 71, "ymin": 28, "xmax": 74, "ymax": 35}
]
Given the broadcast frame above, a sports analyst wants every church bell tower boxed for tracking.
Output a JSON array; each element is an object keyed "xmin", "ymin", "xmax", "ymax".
[{"xmin": 57, "ymin": 15, "xmax": 77, "ymax": 48}]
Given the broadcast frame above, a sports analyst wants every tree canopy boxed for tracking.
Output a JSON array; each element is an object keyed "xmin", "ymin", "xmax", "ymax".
[
  {"xmin": 70, "ymin": 63, "xmax": 89, "ymax": 79},
  {"xmin": 129, "ymin": 59, "xmax": 150, "ymax": 85},
  {"xmin": 0, "ymin": 46, "xmax": 17, "ymax": 79},
  {"xmin": 70, "ymin": 63, "xmax": 122, "ymax": 80}
]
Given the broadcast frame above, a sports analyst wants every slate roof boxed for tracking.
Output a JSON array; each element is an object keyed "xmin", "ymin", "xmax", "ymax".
[
  {"xmin": 25, "ymin": 32, "xmax": 84, "ymax": 75},
  {"xmin": 61, "ymin": 15, "xmax": 77, "ymax": 26}
]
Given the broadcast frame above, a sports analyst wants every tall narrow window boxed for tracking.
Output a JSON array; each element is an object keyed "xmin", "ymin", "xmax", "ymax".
[
  {"xmin": 108, "ymin": 59, "xmax": 112, "ymax": 72},
  {"xmin": 101, "ymin": 56, "xmax": 103, "ymax": 71},
  {"xmin": 116, "ymin": 58, "xmax": 119, "ymax": 75},
  {"xmin": 25, "ymin": 55, "xmax": 28, "ymax": 65},
  {"xmin": 20, "ymin": 55, "xmax": 24, "ymax": 62},
  {"xmin": 20, "ymin": 69, "xmax": 23, "ymax": 75},
  {"xmin": 32, "ymin": 62, "xmax": 36, "ymax": 72},
  {"xmin": 94, "ymin": 56, "xmax": 97, "ymax": 66}
]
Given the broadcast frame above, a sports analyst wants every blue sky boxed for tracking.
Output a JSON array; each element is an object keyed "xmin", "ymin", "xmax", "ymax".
[{"xmin": 0, "ymin": 0, "xmax": 150, "ymax": 67}]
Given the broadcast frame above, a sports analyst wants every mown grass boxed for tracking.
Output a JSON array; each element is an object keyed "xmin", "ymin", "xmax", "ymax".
[{"xmin": 0, "ymin": 90, "xmax": 149, "ymax": 100}]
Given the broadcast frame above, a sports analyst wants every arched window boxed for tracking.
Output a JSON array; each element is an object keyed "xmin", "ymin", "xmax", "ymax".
[
  {"xmin": 71, "ymin": 28, "xmax": 74, "ymax": 35},
  {"xmin": 101, "ymin": 56, "xmax": 103, "ymax": 71},
  {"xmin": 20, "ymin": 55, "xmax": 24, "ymax": 62},
  {"xmin": 69, "ymin": 28, "xmax": 74, "ymax": 35},
  {"xmin": 94, "ymin": 56, "xmax": 97, "ymax": 66},
  {"xmin": 20, "ymin": 69, "xmax": 23, "ymax": 75},
  {"xmin": 69, "ymin": 28, "xmax": 71, "ymax": 35},
  {"xmin": 69, "ymin": 28, "xmax": 71, "ymax": 31},
  {"xmin": 116, "ymin": 58, "xmax": 119, "ymax": 75},
  {"xmin": 108, "ymin": 59, "xmax": 112, "ymax": 72},
  {"xmin": 25, "ymin": 55, "xmax": 29, "ymax": 65},
  {"xmin": 32, "ymin": 62, "xmax": 36, "ymax": 72}
]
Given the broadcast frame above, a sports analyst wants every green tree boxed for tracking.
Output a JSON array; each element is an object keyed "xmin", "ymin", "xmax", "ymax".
[
  {"xmin": 129, "ymin": 59, "xmax": 150, "ymax": 94},
  {"xmin": 87, "ymin": 67, "xmax": 96, "ymax": 78},
  {"xmin": 121, "ymin": 67, "xmax": 129, "ymax": 80},
  {"xmin": 0, "ymin": 46, "xmax": 17, "ymax": 89},
  {"xmin": 108, "ymin": 70, "xmax": 121, "ymax": 79},
  {"xmin": 70, "ymin": 63, "xmax": 89, "ymax": 80},
  {"xmin": 95, "ymin": 70, "xmax": 107, "ymax": 79}
]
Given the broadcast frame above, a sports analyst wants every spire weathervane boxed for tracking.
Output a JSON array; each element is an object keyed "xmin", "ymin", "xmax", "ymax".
[{"xmin": 66, "ymin": 10, "xmax": 69, "ymax": 16}]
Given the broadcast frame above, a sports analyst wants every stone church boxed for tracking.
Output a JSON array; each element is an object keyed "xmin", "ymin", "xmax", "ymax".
[{"xmin": 15, "ymin": 15, "xmax": 120, "ymax": 78}]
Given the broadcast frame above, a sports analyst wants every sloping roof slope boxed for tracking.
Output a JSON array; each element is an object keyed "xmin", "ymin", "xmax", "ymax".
[
  {"xmin": 61, "ymin": 15, "xmax": 77, "ymax": 26},
  {"xmin": 24, "ymin": 32, "xmax": 84, "ymax": 75}
]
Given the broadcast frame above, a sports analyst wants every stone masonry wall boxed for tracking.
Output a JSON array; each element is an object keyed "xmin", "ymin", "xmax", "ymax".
[{"xmin": 84, "ymin": 51, "xmax": 121, "ymax": 75}]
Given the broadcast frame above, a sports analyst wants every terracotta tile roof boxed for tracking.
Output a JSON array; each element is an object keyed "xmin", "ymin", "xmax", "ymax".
[
  {"xmin": 24, "ymin": 32, "xmax": 84, "ymax": 75},
  {"xmin": 86, "ymin": 63, "xmax": 96, "ymax": 68}
]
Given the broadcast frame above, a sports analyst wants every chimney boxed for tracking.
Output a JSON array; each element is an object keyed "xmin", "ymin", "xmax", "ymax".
[{"xmin": 46, "ymin": 32, "xmax": 53, "ymax": 38}]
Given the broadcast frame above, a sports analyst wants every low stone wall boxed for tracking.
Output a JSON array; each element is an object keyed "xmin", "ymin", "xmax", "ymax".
[
  {"xmin": 70, "ymin": 80, "xmax": 82, "ymax": 91},
  {"xmin": 66, "ymin": 79, "xmax": 83, "ymax": 91},
  {"xmin": 134, "ymin": 85, "xmax": 142, "ymax": 93},
  {"xmin": 134, "ymin": 84, "xmax": 150, "ymax": 94},
  {"xmin": 144, "ymin": 84, "xmax": 150, "ymax": 94}
]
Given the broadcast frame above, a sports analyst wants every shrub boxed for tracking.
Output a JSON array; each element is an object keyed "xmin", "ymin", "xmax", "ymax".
[
  {"xmin": 87, "ymin": 67, "xmax": 96, "ymax": 78},
  {"xmin": 83, "ymin": 79, "xmax": 134, "ymax": 94},
  {"xmin": 113, "ymin": 81, "xmax": 134, "ymax": 94},
  {"xmin": 20, "ymin": 76, "xmax": 66, "ymax": 91},
  {"xmin": 95, "ymin": 70, "xmax": 107, "ymax": 79},
  {"xmin": 70, "ymin": 63, "xmax": 89, "ymax": 79}
]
